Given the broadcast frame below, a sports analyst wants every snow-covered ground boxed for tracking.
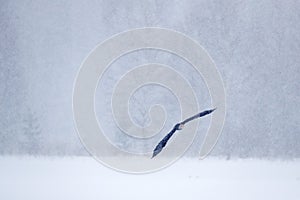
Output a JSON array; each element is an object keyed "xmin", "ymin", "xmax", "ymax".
[{"xmin": 1, "ymin": 156, "xmax": 299, "ymax": 200}]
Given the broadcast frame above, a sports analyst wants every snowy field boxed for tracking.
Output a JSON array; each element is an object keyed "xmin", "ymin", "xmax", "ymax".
[{"xmin": 1, "ymin": 156, "xmax": 299, "ymax": 200}]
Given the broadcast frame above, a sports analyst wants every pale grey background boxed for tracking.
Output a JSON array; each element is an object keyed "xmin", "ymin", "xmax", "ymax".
[{"xmin": 0, "ymin": 0, "xmax": 299, "ymax": 158}]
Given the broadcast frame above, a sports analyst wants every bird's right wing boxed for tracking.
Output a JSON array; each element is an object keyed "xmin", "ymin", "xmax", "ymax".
[{"xmin": 152, "ymin": 126, "xmax": 177, "ymax": 158}]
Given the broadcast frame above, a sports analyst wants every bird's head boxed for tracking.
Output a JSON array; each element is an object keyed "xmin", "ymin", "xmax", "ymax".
[{"xmin": 175, "ymin": 123, "xmax": 184, "ymax": 130}]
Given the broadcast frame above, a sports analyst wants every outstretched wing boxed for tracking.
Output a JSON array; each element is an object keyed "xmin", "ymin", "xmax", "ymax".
[
  {"xmin": 152, "ymin": 125, "xmax": 178, "ymax": 158},
  {"xmin": 181, "ymin": 108, "xmax": 216, "ymax": 125}
]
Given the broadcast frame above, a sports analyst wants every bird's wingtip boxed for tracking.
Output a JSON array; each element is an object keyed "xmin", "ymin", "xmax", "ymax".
[
  {"xmin": 151, "ymin": 154, "xmax": 157, "ymax": 159},
  {"xmin": 210, "ymin": 107, "xmax": 217, "ymax": 113},
  {"xmin": 151, "ymin": 151, "xmax": 157, "ymax": 159}
]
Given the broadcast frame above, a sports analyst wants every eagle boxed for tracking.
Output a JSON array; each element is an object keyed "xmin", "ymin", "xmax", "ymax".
[{"xmin": 152, "ymin": 108, "xmax": 216, "ymax": 158}]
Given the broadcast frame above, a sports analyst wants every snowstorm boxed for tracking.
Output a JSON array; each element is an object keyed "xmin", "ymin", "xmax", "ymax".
[{"xmin": 0, "ymin": 0, "xmax": 299, "ymax": 199}]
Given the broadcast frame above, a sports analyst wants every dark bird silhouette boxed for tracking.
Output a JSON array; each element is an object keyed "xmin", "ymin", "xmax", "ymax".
[{"xmin": 152, "ymin": 108, "xmax": 216, "ymax": 158}]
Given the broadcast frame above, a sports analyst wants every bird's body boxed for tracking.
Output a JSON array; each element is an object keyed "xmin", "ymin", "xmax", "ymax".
[{"xmin": 152, "ymin": 108, "xmax": 216, "ymax": 158}]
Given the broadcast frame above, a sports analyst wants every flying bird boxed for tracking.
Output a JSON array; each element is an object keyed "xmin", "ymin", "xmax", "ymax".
[{"xmin": 152, "ymin": 108, "xmax": 216, "ymax": 158}]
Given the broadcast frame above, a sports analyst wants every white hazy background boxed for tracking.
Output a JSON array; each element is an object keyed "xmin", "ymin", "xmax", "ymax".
[
  {"xmin": 0, "ymin": 1, "xmax": 299, "ymax": 199},
  {"xmin": 1, "ymin": 0, "xmax": 299, "ymax": 158}
]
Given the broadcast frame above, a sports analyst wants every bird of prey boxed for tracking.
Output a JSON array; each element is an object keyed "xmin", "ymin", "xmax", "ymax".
[{"xmin": 151, "ymin": 108, "xmax": 216, "ymax": 158}]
